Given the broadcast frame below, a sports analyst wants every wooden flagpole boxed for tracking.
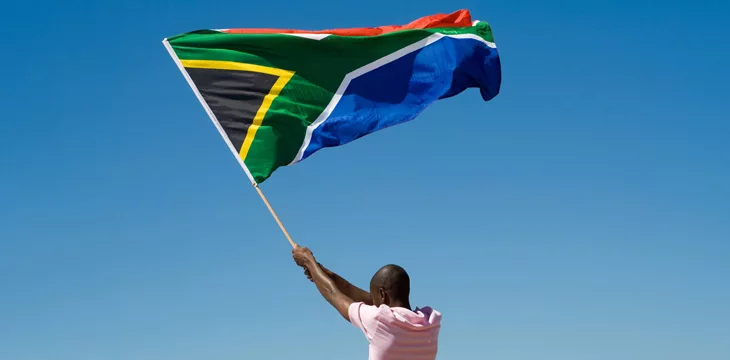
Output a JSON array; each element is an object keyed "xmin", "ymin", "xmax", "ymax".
[
  {"xmin": 164, "ymin": 38, "xmax": 298, "ymax": 249},
  {"xmin": 253, "ymin": 184, "xmax": 297, "ymax": 248}
]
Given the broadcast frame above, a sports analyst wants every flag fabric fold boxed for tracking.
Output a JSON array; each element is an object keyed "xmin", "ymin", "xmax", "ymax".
[{"xmin": 164, "ymin": 9, "xmax": 501, "ymax": 183}]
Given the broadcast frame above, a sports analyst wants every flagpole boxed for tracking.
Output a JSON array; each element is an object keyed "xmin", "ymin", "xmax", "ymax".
[
  {"xmin": 253, "ymin": 184, "xmax": 297, "ymax": 248},
  {"xmin": 163, "ymin": 38, "xmax": 297, "ymax": 249}
]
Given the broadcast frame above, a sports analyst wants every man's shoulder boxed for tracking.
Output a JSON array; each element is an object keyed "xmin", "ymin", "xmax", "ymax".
[{"xmin": 348, "ymin": 302, "xmax": 381, "ymax": 324}]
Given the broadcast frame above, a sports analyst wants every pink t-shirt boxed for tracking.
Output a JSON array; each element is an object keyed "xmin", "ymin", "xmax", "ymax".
[{"xmin": 349, "ymin": 302, "xmax": 442, "ymax": 360}]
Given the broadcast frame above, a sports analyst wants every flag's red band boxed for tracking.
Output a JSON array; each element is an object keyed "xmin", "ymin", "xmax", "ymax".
[{"xmin": 222, "ymin": 9, "xmax": 473, "ymax": 36}]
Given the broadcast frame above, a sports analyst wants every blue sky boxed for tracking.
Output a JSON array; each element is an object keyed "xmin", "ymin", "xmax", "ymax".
[{"xmin": 1, "ymin": 0, "xmax": 728, "ymax": 359}]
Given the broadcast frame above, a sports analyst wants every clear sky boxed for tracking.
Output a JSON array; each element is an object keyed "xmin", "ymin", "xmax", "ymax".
[{"xmin": 1, "ymin": 0, "xmax": 728, "ymax": 359}]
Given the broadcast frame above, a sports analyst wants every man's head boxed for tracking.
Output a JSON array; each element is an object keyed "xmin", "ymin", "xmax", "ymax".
[{"xmin": 369, "ymin": 264, "xmax": 411, "ymax": 307}]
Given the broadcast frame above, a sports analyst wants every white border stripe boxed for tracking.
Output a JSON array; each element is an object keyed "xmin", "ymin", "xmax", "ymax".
[
  {"xmin": 290, "ymin": 33, "xmax": 496, "ymax": 164},
  {"xmin": 281, "ymin": 33, "xmax": 331, "ymax": 40},
  {"xmin": 163, "ymin": 38, "xmax": 259, "ymax": 185}
]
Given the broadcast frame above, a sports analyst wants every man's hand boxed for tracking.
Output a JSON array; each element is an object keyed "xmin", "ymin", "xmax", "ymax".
[
  {"xmin": 292, "ymin": 245, "xmax": 316, "ymax": 282},
  {"xmin": 292, "ymin": 245, "xmax": 316, "ymax": 269}
]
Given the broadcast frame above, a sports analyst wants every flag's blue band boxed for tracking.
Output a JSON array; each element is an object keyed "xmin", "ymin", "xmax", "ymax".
[{"xmin": 302, "ymin": 37, "xmax": 501, "ymax": 160}]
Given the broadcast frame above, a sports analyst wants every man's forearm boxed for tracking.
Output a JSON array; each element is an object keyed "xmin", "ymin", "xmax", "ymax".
[
  {"xmin": 318, "ymin": 263, "xmax": 372, "ymax": 305},
  {"xmin": 306, "ymin": 260, "xmax": 353, "ymax": 320}
]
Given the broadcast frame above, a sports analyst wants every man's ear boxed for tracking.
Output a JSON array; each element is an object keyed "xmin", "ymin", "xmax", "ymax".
[{"xmin": 379, "ymin": 288, "xmax": 387, "ymax": 303}]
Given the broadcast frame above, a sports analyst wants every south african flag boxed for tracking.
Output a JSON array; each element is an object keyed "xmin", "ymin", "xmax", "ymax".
[{"xmin": 163, "ymin": 9, "xmax": 501, "ymax": 183}]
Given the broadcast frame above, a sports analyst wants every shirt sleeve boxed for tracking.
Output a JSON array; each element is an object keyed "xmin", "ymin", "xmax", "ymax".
[{"xmin": 348, "ymin": 302, "xmax": 380, "ymax": 341}]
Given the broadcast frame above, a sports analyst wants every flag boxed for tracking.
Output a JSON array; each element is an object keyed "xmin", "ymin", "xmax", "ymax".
[{"xmin": 163, "ymin": 9, "xmax": 501, "ymax": 183}]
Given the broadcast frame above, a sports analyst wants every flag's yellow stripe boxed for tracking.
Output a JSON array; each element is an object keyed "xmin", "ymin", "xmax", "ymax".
[
  {"xmin": 180, "ymin": 59, "xmax": 293, "ymax": 78},
  {"xmin": 180, "ymin": 60, "xmax": 295, "ymax": 161},
  {"xmin": 239, "ymin": 73, "xmax": 293, "ymax": 160}
]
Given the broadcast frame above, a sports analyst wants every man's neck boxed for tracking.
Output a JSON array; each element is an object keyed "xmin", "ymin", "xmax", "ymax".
[{"xmin": 390, "ymin": 299, "xmax": 411, "ymax": 310}]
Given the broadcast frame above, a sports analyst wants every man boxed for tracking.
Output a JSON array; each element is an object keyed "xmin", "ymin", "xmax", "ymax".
[{"xmin": 292, "ymin": 245, "xmax": 442, "ymax": 359}]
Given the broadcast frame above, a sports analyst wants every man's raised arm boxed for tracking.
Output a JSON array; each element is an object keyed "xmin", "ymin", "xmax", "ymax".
[
  {"xmin": 293, "ymin": 246, "xmax": 355, "ymax": 321},
  {"xmin": 309, "ymin": 263, "xmax": 373, "ymax": 305}
]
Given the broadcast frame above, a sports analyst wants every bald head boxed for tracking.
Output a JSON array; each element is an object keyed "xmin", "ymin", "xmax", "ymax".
[{"xmin": 369, "ymin": 264, "xmax": 411, "ymax": 308}]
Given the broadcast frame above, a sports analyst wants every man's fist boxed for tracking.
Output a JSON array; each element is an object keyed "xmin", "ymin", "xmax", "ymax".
[{"xmin": 292, "ymin": 245, "xmax": 316, "ymax": 268}]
